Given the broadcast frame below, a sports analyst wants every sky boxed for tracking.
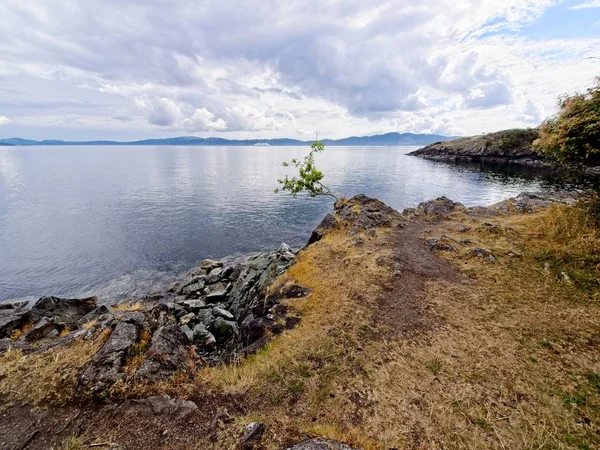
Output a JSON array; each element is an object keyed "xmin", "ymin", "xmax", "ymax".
[{"xmin": 0, "ymin": 0, "xmax": 599, "ymax": 141}]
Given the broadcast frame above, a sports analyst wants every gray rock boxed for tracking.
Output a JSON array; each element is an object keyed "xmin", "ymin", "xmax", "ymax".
[
  {"xmin": 180, "ymin": 324, "xmax": 194, "ymax": 342},
  {"xmin": 181, "ymin": 300, "xmax": 206, "ymax": 312},
  {"xmin": 77, "ymin": 305, "xmax": 114, "ymax": 326},
  {"xmin": 200, "ymin": 259, "xmax": 223, "ymax": 272},
  {"xmin": 0, "ymin": 301, "xmax": 28, "ymax": 311},
  {"xmin": 0, "ymin": 310, "xmax": 30, "ymax": 339},
  {"xmin": 425, "ymin": 238, "xmax": 458, "ymax": 252},
  {"xmin": 0, "ymin": 337, "xmax": 33, "ymax": 354},
  {"xmin": 30, "ymin": 296, "xmax": 97, "ymax": 328},
  {"xmin": 179, "ymin": 312, "xmax": 196, "ymax": 326},
  {"xmin": 212, "ymin": 307, "xmax": 234, "ymax": 320},
  {"xmin": 308, "ymin": 213, "xmax": 338, "ymax": 245},
  {"xmin": 211, "ymin": 317, "xmax": 239, "ymax": 343},
  {"xmin": 268, "ymin": 283, "xmax": 311, "ymax": 301},
  {"xmin": 136, "ymin": 324, "xmax": 191, "ymax": 381},
  {"xmin": 239, "ymin": 422, "xmax": 266, "ymax": 449},
  {"xmin": 467, "ymin": 247, "xmax": 495, "ymax": 259},
  {"xmin": 183, "ymin": 282, "xmax": 204, "ymax": 296},
  {"xmin": 123, "ymin": 394, "xmax": 198, "ymax": 420},
  {"xmin": 287, "ymin": 438, "xmax": 356, "ymax": 450},
  {"xmin": 205, "ymin": 290, "xmax": 227, "ymax": 303},
  {"xmin": 278, "ymin": 243, "xmax": 292, "ymax": 254},
  {"xmin": 418, "ymin": 197, "xmax": 463, "ymax": 220},
  {"xmin": 23, "ymin": 318, "xmax": 58, "ymax": 342},
  {"xmin": 78, "ymin": 320, "xmax": 140, "ymax": 393},
  {"xmin": 193, "ymin": 323, "xmax": 216, "ymax": 347}
]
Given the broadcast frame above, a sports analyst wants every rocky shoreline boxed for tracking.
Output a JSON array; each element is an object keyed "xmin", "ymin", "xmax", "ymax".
[
  {"xmin": 0, "ymin": 189, "xmax": 591, "ymax": 450},
  {"xmin": 0, "ymin": 242, "xmax": 314, "ymax": 394},
  {"xmin": 408, "ymin": 129, "xmax": 600, "ymax": 178},
  {"xmin": 0, "ymin": 190, "xmax": 580, "ymax": 384}
]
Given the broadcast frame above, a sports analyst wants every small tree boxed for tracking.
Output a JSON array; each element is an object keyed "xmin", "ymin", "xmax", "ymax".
[
  {"xmin": 534, "ymin": 77, "xmax": 600, "ymax": 165},
  {"xmin": 275, "ymin": 140, "xmax": 339, "ymax": 201}
]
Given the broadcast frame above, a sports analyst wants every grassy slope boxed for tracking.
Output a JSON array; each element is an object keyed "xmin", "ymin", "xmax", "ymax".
[
  {"xmin": 2, "ymin": 200, "xmax": 600, "ymax": 449},
  {"xmin": 203, "ymin": 202, "xmax": 600, "ymax": 449}
]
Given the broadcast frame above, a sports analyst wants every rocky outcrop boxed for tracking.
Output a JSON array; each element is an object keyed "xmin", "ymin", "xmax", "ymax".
[
  {"xmin": 308, "ymin": 194, "xmax": 404, "ymax": 245},
  {"xmin": 408, "ymin": 129, "xmax": 548, "ymax": 166},
  {"xmin": 409, "ymin": 129, "xmax": 600, "ymax": 177},
  {"xmin": 169, "ymin": 243, "xmax": 305, "ymax": 364},
  {"xmin": 0, "ymin": 296, "xmax": 97, "ymax": 350}
]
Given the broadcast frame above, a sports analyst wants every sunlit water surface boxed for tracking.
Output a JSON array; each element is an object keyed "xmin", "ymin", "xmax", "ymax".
[{"xmin": 0, "ymin": 145, "xmax": 565, "ymax": 303}]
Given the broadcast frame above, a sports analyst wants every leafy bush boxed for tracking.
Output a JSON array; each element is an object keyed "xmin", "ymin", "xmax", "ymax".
[
  {"xmin": 534, "ymin": 77, "xmax": 600, "ymax": 165},
  {"xmin": 498, "ymin": 128, "xmax": 538, "ymax": 150},
  {"xmin": 275, "ymin": 140, "xmax": 338, "ymax": 201}
]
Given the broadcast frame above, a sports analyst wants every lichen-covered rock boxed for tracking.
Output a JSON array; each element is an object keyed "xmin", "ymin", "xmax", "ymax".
[
  {"xmin": 331, "ymin": 194, "xmax": 403, "ymax": 237},
  {"xmin": 418, "ymin": 197, "xmax": 464, "ymax": 220}
]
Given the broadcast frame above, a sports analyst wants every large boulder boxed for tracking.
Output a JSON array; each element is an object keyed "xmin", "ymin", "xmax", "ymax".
[
  {"xmin": 417, "ymin": 197, "xmax": 463, "ymax": 220},
  {"xmin": 136, "ymin": 324, "xmax": 191, "ymax": 381},
  {"xmin": 78, "ymin": 320, "xmax": 140, "ymax": 394},
  {"xmin": 0, "ymin": 309, "xmax": 30, "ymax": 339},
  {"xmin": 30, "ymin": 296, "xmax": 97, "ymax": 329}
]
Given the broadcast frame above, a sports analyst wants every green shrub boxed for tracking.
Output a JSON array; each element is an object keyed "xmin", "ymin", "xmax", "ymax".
[{"xmin": 534, "ymin": 77, "xmax": 600, "ymax": 165}]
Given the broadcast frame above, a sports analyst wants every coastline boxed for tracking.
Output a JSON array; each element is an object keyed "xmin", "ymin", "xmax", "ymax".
[{"xmin": 1, "ymin": 189, "xmax": 598, "ymax": 449}]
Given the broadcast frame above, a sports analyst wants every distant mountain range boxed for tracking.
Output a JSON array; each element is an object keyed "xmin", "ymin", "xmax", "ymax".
[{"xmin": 0, "ymin": 132, "xmax": 457, "ymax": 147}]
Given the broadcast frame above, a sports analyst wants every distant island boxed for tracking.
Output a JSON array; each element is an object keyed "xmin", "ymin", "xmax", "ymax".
[{"xmin": 0, "ymin": 132, "xmax": 456, "ymax": 147}]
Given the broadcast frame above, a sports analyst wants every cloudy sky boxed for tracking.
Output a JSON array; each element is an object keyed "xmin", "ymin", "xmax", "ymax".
[{"xmin": 0, "ymin": 0, "xmax": 599, "ymax": 141}]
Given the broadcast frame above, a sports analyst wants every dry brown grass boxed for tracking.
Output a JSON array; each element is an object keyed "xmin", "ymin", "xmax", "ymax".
[
  {"xmin": 9, "ymin": 321, "xmax": 33, "ymax": 341},
  {"xmin": 112, "ymin": 302, "xmax": 145, "ymax": 312},
  {"xmin": 200, "ymin": 206, "xmax": 600, "ymax": 449},
  {"xmin": 2, "ymin": 203, "xmax": 599, "ymax": 449},
  {"xmin": 0, "ymin": 328, "xmax": 111, "ymax": 406}
]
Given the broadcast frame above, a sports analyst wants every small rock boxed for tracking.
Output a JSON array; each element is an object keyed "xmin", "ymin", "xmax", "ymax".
[
  {"xmin": 212, "ymin": 307, "xmax": 234, "ymax": 320},
  {"xmin": 467, "ymin": 247, "xmax": 494, "ymax": 259},
  {"xmin": 205, "ymin": 290, "xmax": 227, "ymax": 303},
  {"xmin": 211, "ymin": 317, "xmax": 239, "ymax": 342},
  {"xmin": 136, "ymin": 325, "xmax": 191, "ymax": 381},
  {"xmin": 287, "ymin": 438, "xmax": 357, "ymax": 450},
  {"xmin": 200, "ymin": 259, "xmax": 223, "ymax": 272},
  {"xmin": 560, "ymin": 271, "xmax": 573, "ymax": 284},
  {"xmin": 278, "ymin": 243, "xmax": 292, "ymax": 254},
  {"xmin": 179, "ymin": 312, "xmax": 196, "ymax": 326},
  {"xmin": 239, "ymin": 422, "xmax": 267, "ymax": 449},
  {"xmin": 182, "ymin": 300, "xmax": 206, "ymax": 311},
  {"xmin": 180, "ymin": 325, "xmax": 194, "ymax": 342},
  {"xmin": 77, "ymin": 305, "xmax": 114, "ymax": 326},
  {"xmin": 183, "ymin": 282, "xmax": 205, "ymax": 296}
]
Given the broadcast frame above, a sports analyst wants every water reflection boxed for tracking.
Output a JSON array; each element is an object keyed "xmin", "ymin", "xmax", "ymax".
[{"xmin": 0, "ymin": 145, "xmax": 573, "ymax": 303}]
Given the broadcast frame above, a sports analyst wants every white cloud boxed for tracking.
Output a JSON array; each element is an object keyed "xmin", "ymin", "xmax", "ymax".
[
  {"xmin": 182, "ymin": 108, "xmax": 227, "ymax": 132},
  {"xmin": 134, "ymin": 96, "xmax": 182, "ymax": 126},
  {"xmin": 0, "ymin": 116, "xmax": 10, "ymax": 125},
  {"xmin": 0, "ymin": 0, "xmax": 597, "ymax": 139},
  {"xmin": 570, "ymin": 1, "xmax": 600, "ymax": 9}
]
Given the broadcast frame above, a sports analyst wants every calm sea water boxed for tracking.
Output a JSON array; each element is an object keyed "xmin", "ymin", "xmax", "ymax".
[{"xmin": 0, "ymin": 145, "xmax": 561, "ymax": 303}]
